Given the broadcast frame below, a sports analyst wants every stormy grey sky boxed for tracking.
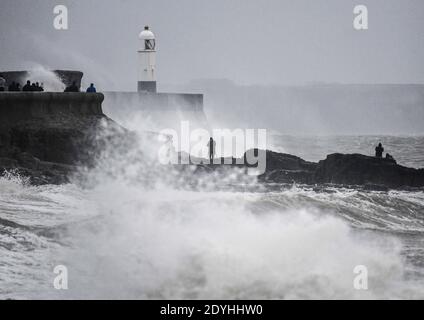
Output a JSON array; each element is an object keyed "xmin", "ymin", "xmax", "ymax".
[{"xmin": 1, "ymin": 0, "xmax": 424, "ymax": 90}]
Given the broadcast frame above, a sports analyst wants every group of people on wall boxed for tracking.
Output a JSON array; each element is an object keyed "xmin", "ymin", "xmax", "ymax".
[
  {"xmin": 0, "ymin": 75, "xmax": 96, "ymax": 93},
  {"xmin": 22, "ymin": 81, "xmax": 44, "ymax": 92},
  {"xmin": 0, "ymin": 75, "xmax": 45, "ymax": 92}
]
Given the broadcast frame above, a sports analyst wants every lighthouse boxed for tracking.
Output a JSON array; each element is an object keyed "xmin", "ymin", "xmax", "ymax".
[{"xmin": 138, "ymin": 26, "xmax": 157, "ymax": 93}]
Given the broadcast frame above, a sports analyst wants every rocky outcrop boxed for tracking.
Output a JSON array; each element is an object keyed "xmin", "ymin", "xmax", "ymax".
[
  {"xmin": 313, "ymin": 153, "xmax": 424, "ymax": 188},
  {"xmin": 173, "ymin": 150, "xmax": 424, "ymax": 190},
  {"xmin": 247, "ymin": 150, "xmax": 316, "ymax": 184},
  {"xmin": 258, "ymin": 151, "xmax": 424, "ymax": 189}
]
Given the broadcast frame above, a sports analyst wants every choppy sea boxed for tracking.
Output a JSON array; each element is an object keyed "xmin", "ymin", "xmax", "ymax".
[{"xmin": 1, "ymin": 135, "xmax": 423, "ymax": 299}]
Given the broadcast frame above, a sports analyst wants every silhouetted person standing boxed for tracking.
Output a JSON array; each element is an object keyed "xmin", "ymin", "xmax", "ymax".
[
  {"xmin": 22, "ymin": 80, "xmax": 32, "ymax": 91},
  {"xmin": 207, "ymin": 137, "xmax": 216, "ymax": 163},
  {"xmin": 375, "ymin": 143, "xmax": 384, "ymax": 158},
  {"xmin": 86, "ymin": 83, "xmax": 96, "ymax": 93}
]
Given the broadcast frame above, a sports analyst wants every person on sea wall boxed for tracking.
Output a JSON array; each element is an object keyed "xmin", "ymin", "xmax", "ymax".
[
  {"xmin": 22, "ymin": 80, "xmax": 32, "ymax": 91},
  {"xmin": 64, "ymin": 81, "xmax": 79, "ymax": 92},
  {"xmin": 8, "ymin": 81, "xmax": 21, "ymax": 91},
  {"xmin": 0, "ymin": 75, "xmax": 6, "ymax": 91},
  {"xmin": 35, "ymin": 82, "xmax": 44, "ymax": 92},
  {"xmin": 86, "ymin": 83, "xmax": 96, "ymax": 93},
  {"xmin": 207, "ymin": 137, "xmax": 216, "ymax": 164},
  {"xmin": 21, "ymin": 80, "xmax": 44, "ymax": 92},
  {"xmin": 375, "ymin": 143, "xmax": 384, "ymax": 158}
]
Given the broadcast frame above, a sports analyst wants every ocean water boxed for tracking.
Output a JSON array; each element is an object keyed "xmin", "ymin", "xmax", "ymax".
[{"xmin": 0, "ymin": 135, "xmax": 424, "ymax": 300}]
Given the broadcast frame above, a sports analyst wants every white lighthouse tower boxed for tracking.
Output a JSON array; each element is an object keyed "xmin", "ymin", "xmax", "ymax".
[{"xmin": 138, "ymin": 25, "xmax": 157, "ymax": 93}]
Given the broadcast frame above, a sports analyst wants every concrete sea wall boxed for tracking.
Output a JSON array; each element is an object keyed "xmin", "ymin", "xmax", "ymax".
[
  {"xmin": 0, "ymin": 92, "xmax": 104, "ymax": 123},
  {"xmin": 0, "ymin": 90, "xmax": 208, "ymax": 131}
]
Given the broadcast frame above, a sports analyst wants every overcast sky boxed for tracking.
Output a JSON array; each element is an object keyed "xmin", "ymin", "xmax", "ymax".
[{"xmin": 1, "ymin": 0, "xmax": 423, "ymax": 90}]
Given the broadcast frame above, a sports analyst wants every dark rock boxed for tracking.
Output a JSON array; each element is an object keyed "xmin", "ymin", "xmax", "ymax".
[
  {"xmin": 314, "ymin": 153, "xmax": 424, "ymax": 188},
  {"xmin": 259, "ymin": 169, "xmax": 314, "ymax": 184},
  {"xmin": 241, "ymin": 150, "xmax": 424, "ymax": 190},
  {"xmin": 363, "ymin": 183, "xmax": 389, "ymax": 192},
  {"xmin": 251, "ymin": 149, "xmax": 316, "ymax": 184},
  {"xmin": 16, "ymin": 152, "xmax": 40, "ymax": 169},
  {"xmin": 245, "ymin": 149, "xmax": 317, "ymax": 171},
  {"xmin": 267, "ymin": 150, "xmax": 317, "ymax": 172},
  {"xmin": 0, "ymin": 157, "xmax": 18, "ymax": 168},
  {"xmin": 181, "ymin": 149, "xmax": 424, "ymax": 190}
]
